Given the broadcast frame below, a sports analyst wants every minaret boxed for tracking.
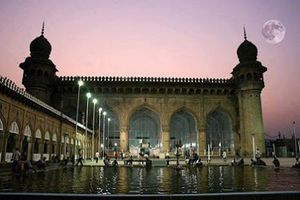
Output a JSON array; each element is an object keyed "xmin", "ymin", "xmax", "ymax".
[
  {"xmin": 20, "ymin": 23, "xmax": 58, "ymax": 104},
  {"xmin": 232, "ymin": 28, "xmax": 267, "ymax": 156}
]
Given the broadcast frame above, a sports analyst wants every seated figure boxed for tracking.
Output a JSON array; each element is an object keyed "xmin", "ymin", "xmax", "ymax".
[
  {"xmin": 194, "ymin": 158, "xmax": 203, "ymax": 167},
  {"xmin": 292, "ymin": 157, "xmax": 300, "ymax": 168},
  {"xmin": 145, "ymin": 157, "xmax": 152, "ymax": 168},
  {"xmin": 111, "ymin": 159, "xmax": 118, "ymax": 167},
  {"xmin": 251, "ymin": 158, "xmax": 266, "ymax": 166},
  {"xmin": 36, "ymin": 157, "xmax": 47, "ymax": 170}
]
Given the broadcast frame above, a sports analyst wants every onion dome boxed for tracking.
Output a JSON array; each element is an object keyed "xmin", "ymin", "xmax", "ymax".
[
  {"xmin": 30, "ymin": 22, "xmax": 52, "ymax": 59},
  {"xmin": 237, "ymin": 27, "xmax": 257, "ymax": 63}
]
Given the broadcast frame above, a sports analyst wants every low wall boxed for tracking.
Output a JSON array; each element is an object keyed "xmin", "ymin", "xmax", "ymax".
[{"xmin": 0, "ymin": 192, "xmax": 300, "ymax": 200}]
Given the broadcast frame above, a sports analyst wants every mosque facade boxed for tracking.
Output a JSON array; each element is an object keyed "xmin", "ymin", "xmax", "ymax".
[{"xmin": 0, "ymin": 27, "xmax": 267, "ymax": 162}]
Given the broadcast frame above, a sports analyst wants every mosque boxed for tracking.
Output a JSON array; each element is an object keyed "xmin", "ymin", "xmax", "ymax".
[{"xmin": 0, "ymin": 25, "xmax": 267, "ymax": 162}]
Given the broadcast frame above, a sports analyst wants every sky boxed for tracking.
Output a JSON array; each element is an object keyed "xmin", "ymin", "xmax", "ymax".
[{"xmin": 0, "ymin": 0, "xmax": 299, "ymax": 139}]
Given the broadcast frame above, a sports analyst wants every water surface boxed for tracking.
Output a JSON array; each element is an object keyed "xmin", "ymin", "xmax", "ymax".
[{"xmin": 0, "ymin": 166, "xmax": 299, "ymax": 194}]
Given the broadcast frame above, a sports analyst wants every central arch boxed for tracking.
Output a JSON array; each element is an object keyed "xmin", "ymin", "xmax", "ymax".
[
  {"xmin": 170, "ymin": 110, "xmax": 198, "ymax": 156},
  {"xmin": 206, "ymin": 109, "xmax": 234, "ymax": 155},
  {"xmin": 128, "ymin": 108, "xmax": 161, "ymax": 156}
]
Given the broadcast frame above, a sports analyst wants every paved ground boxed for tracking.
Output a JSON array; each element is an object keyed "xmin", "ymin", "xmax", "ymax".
[
  {"xmin": 82, "ymin": 157, "xmax": 298, "ymax": 167},
  {"xmin": 0, "ymin": 157, "xmax": 298, "ymax": 176}
]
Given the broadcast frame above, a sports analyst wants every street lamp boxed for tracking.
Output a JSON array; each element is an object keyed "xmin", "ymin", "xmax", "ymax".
[
  {"xmin": 107, "ymin": 118, "xmax": 111, "ymax": 151},
  {"xmin": 92, "ymin": 98, "xmax": 98, "ymax": 161},
  {"xmin": 85, "ymin": 92, "xmax": 91, "ymax": 159},
  {"xmin": 102, "ymin": 111, "xmax": 107, "ymax": 159},
  {"xmin": 98, "ymin": 107, "xmax": 102, "ymax": 155},
  {"xmin": 75, "ymin": 79, "xmax": 84, "ymax": 159}
]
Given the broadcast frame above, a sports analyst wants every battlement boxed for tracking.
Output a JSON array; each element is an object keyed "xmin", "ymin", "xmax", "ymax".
[{"xmin": 58, "ymin": 76, "xmax": 233, "ymax": 84}]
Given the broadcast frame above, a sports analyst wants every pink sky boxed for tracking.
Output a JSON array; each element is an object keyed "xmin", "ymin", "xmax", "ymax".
[{"xmin": 0, "ymin": 0, "xmax": 299, "ymax": 138}]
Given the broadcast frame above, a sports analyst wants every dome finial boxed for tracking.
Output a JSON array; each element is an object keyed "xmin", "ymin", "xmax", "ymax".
[
  {"xmin": 41, "ymin": 21, "xmax": 45, "ymax": 36},
  {"xmin": 243, "ymin": 25, "xmax": 247, "ymax": 40}
]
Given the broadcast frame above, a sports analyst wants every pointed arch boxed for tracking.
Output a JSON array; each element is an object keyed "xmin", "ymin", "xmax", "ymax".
[
  {"xmin": 45, "ymin": 131, "xmax": 50, "ymax": 140},
  {"xmin": 206, "ymin": 108, "xmax": 234, "ymax": 154},
  {"xmin": 35, "ymin": 129, "xmax": 42, "ymax": 139},
  {"xmin": 23, "ymin": 125, "xmax": 32, "ymax": 137},
  {"xmin": 52, "ymin": 133, "xmax": 57, "ymax": 142},
  {"xmin": 9, "ymin": 121, "xmax": 19, "ymax": 134},
  {"xmin": 128, "ymin": 107, "xmax": 161, "ymax": 156},
  {"xmin": 169, "ymin": 109, "xmax": 198, "ymax": 152},
  {"xmin": 127, "ymin": 104, "xmax": 161, "ymax": 126}
]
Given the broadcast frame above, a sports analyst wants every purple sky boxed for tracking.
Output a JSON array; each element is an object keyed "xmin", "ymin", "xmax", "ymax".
[{"xmin": 0, "ymin": 0, "xmax": 299, "ymax": 138}]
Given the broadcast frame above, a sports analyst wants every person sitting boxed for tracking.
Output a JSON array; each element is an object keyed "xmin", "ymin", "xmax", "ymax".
[
  {"xmin": 251, "ymin": 158, "xmax": 266, "ymax": 166},
  {"xmin": 36, "ymin": 157, "xmax": 47, "ymax": 170},
  {"xmin": 104, "ymin": 158, "xmax": 111, "ymax": 166},
  {"xmin": 127, "ymin": 155, "xmax": 133, "ymax": 165},
  {"xmin": 272, "ymin": 154, "xmax": 280, "ymax": 169},
  {"xmin": 194, "ymin": 158, "xmax": 203, "ymax": 167},
  {"xmin": 292, "ymin": 157, "xmax": 300, "ymax": 168},
  {"xmin": 145, "ymin": 157, "xmax": 152, "ymax": 168},
  {"xmin": 111, "ymin": 159, "xmax": 118, "ymax": 167},
  {"xmin": 231, "ymin": 152, "xmax": 244, "ymax": 166},
  {"xmin": 192, "ymin": 153, "xmax": 199, "ymax": 165}
]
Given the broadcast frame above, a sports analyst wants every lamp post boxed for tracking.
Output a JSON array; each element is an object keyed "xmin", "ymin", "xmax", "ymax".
[
  {"xmin": 102, "ymin": 111, "xmax": 107, "ymax": 159},
  {"xmin": 75, "ymin": 79, "xmax": 83, "ymax": 159},
  {"xmin": 107, "ymin": 118, "xmax": 111, "ymax": 151},
  {"xmin": 85, "ymin": 92, "xmax": 91, "ymax": 159},
  {"xmin": 92, "ymin": 98, "xmax": 97, "ymax": 161},
  {"xmin": 98, "ymin": 107, "xmax": 102, "ymax": 156},
  {"xmin": 293, "ymin": 121, "xmax": 297, "ymax": 157}
]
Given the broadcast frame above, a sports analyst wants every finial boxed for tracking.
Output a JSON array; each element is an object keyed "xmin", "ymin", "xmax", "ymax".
[
  {"xmin": 41, "ymin": 21, "xmax": 45, "ymax": 35},
  {"xmin": 243, "ymin": 25, "xmax": 247, "ymax": 40}
]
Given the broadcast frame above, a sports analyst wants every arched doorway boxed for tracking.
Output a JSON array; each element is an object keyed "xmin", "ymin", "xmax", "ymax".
[
  {"xmin": 5, "ymin": 121, "xmax": 19, "ymax": 162},
  {"xmin": 44, "ymin": 131, "xmax": 50, "ymax": 160},
  {"xmin": 170, "ymin": 110, "xmax": 198, "ymax": 157},
  {"xmin": 128, "ymin": 108, "xmax": 161, "ymax": 157},
  {"xmin": 51, "ymin": 133, "xmax": 57, "ymax": 161},
  {"xmin": 33, "ymin": 129, "xmax": 42, "ymax": 161},
  {"xmin": 206, "ymin": 110, "xmax": 234, "ymax": 156},
  {"xmin": 22, "ymin": 125, "xmax": 32, "ymax": 160}
]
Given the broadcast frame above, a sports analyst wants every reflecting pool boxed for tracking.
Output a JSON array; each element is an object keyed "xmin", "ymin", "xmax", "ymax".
[{"xmin": 0, "ymin": 166, "xmax": 300, "ymax": 194}]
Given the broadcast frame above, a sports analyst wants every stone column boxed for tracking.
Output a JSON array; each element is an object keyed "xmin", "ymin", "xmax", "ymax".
[
  {"xmin": 161, "ymin": 125, "xmax": 170, "ymax": 153},
  {"xmin": 39, "ymin": 140, "xmax": 44, "ymax": 159},
  {"xmin": 28, "ymin": 140, "xmax": 33, "ymax": 161},
  {"xmin": 120, "ymin": 126, "xmax": 128, "ymax": 152},
  {"xmin": 198, "ymin": 127, "xmax": 206, "ymax": 157}
]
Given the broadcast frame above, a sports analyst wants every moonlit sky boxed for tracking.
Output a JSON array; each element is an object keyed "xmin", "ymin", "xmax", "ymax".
[{"xmin": 0, "ymin": 0, "xmax": 299, "ymax": 138}]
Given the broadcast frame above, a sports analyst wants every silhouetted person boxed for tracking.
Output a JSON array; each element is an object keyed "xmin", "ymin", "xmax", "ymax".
[
  {"xmin": 195, "ymin": 158, "xmax": 203, "ymax": 167},
  {"xmin": 104, "ymin": 158, "xmax": 111, "ymax": 166},
  {"xmin": 127, "ymin": 155, "xmax": 133, "ymax": 165},
  {"xmin": 145, "ymin": 157, "xmax": 152, "ymax": 168},
  {"xmin": 272, "ymin": 155, "xmax": 280, "ymax": 168},
  {"xmin": 112, "ymin": 159, "xmax": 118, "ymax": 167},
  {"xmin": 75, "ymin": 149, "xmax": 83, "ymax": 166},
  {"xmin": 12, "ymin": 148, "xmax": 21, "ymax": 174},
  {"xmin": 95, "ymin": 151, "xmax": 99, "ymax": 163},
  {"xmin": 36, "ymin": 157, "xmax": 47, "ymax": 170}
]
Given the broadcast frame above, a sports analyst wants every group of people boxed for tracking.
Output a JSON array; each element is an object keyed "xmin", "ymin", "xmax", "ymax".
[
  {"xmin": 186, "ymin": 152, "xmax": 203, "ymax": 167},
  {"xmin": 11, "ymin": 148, "xmax": 45, "ymax": 176}
]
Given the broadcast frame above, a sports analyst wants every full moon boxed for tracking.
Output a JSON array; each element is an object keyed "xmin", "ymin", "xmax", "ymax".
[{"xmin": 262, "ymin": 19, "xmax": 286, "ymax": 44}]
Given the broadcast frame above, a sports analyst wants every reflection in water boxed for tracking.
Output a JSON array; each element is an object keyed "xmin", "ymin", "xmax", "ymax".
[{"xmin": 0, "ymin": 166, "xmax": 299, "ymax": 194}]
